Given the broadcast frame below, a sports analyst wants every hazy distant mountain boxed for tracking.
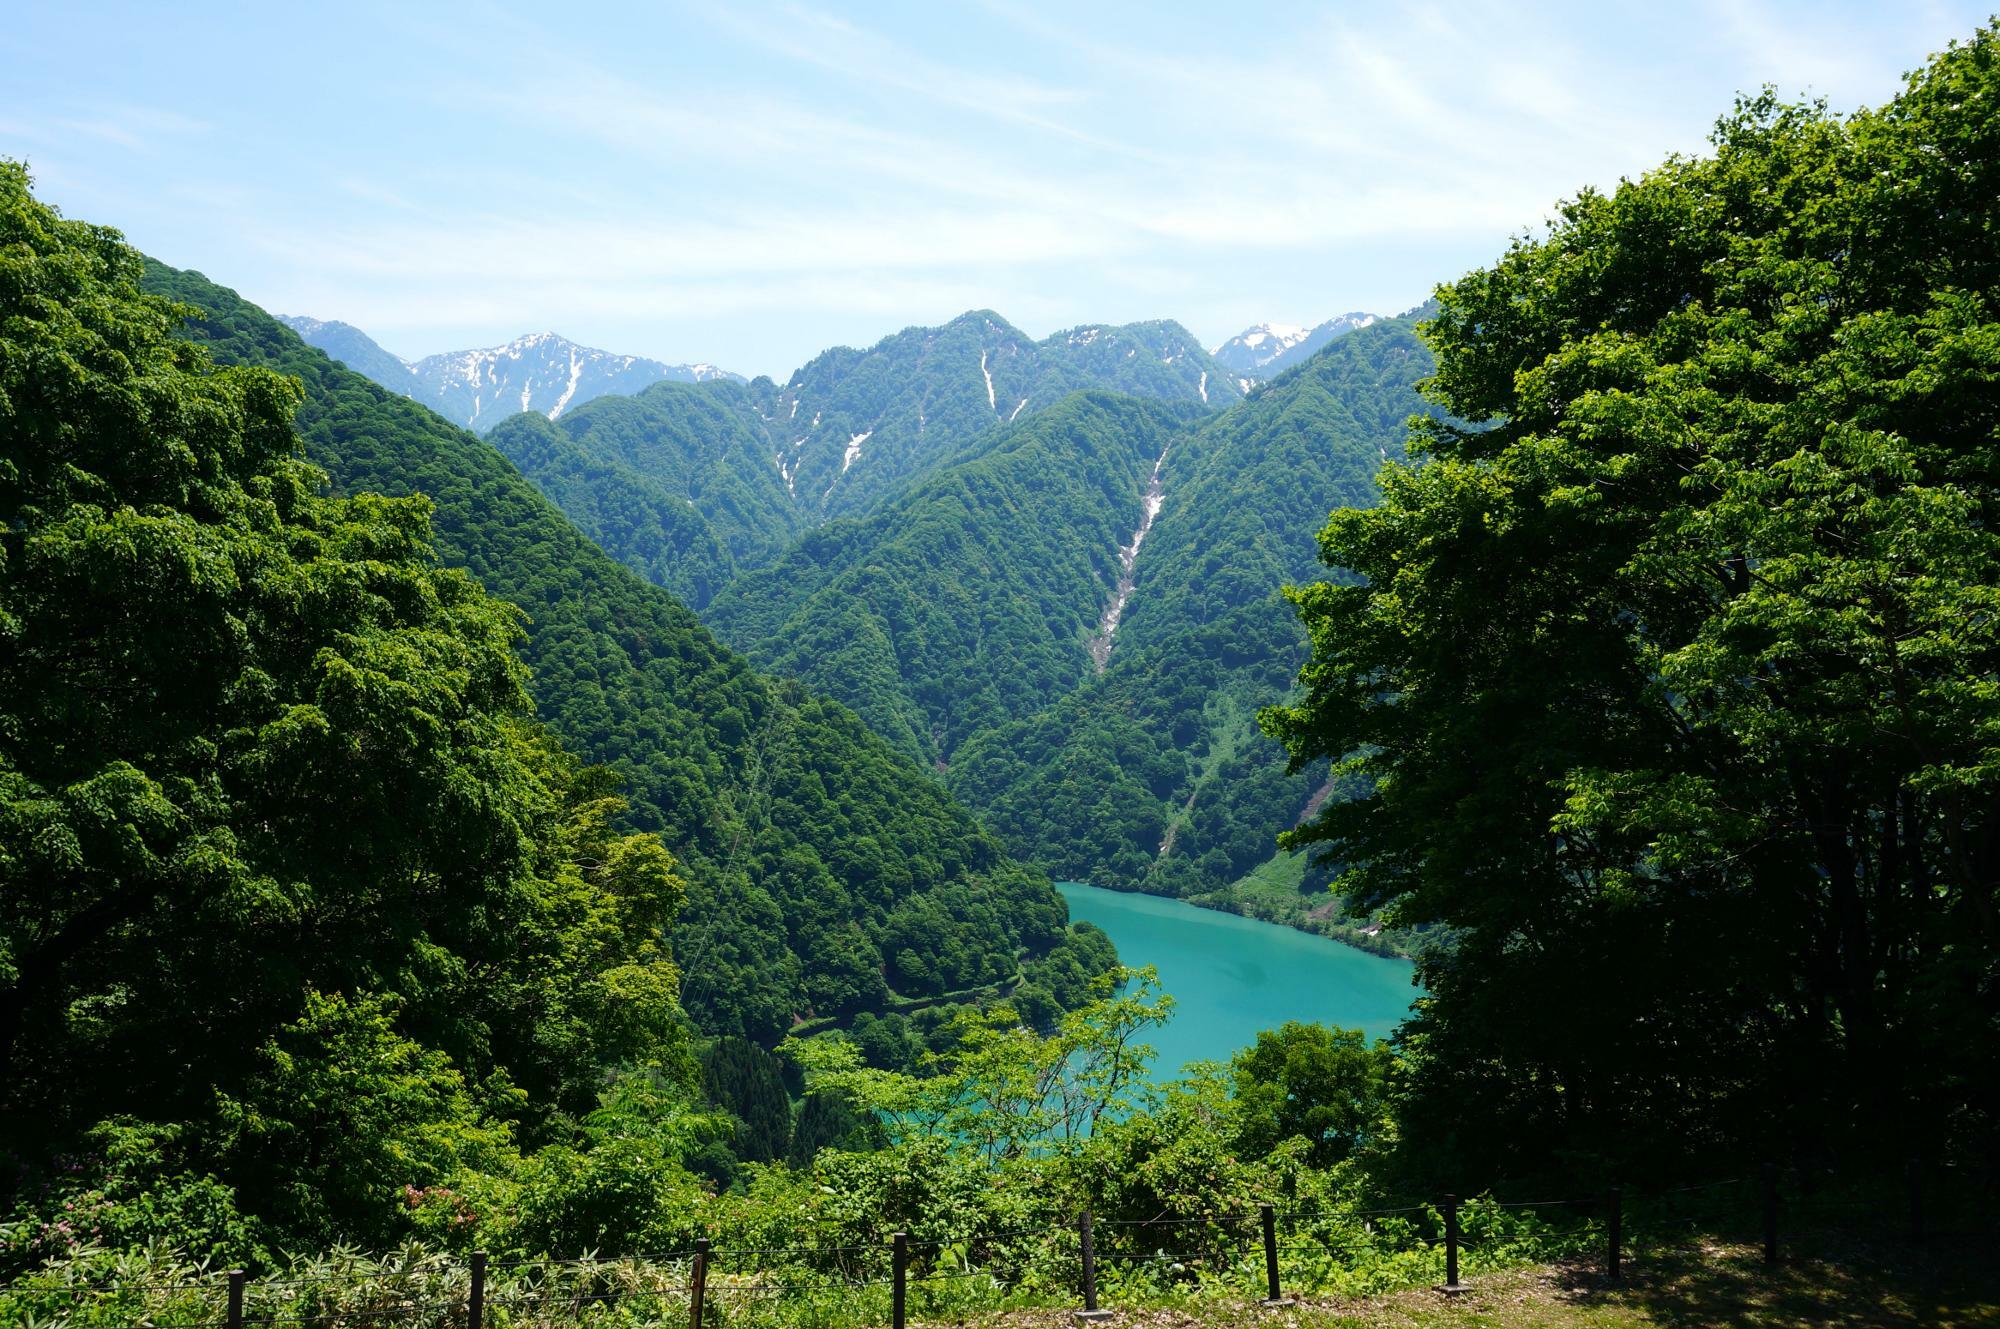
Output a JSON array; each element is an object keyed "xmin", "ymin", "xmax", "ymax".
[
  {"xmin": 277, "ymin": 316, "xmax": 742, "ymax": 432},
  {"xmin": 275, "ymin": 316, "xmax": 414, "ymax": 388},
  {"xmin": 1210, "ymin": 312, "xmax": 1382, "ymax": 388}
]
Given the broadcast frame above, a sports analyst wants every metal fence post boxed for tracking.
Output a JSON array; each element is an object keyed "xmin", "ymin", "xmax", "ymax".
[
  {"xmin": 226, "ymin": 1270, "xmax": 245, "ymax": 1329},
  {"xmin": 1606, "ymin": 1187, "xmax": 1622, "ymax": 1283},
  {"xmin": 469, "ymin": 1250, "xmax": 486, "ymax": 1329},
  {"xmin": 690, "ymin": 1236, "xmax": 710, "ymax": 1329},
  {"xmin": 1258, "ymin": 1203, "xmax": 1292, "ymax": 1307},
  {"xmin": 1761, "ymin": 1164, "xmax": 1779, "ymax": 1265},
  {"xmin": 1437, "ymin": 1194, "xmax": 1468, "ymax": 1295},
  {"xmin": 1073, "ymin": 1207, "xmax": 1111, "ymax": 1322},
  {"xmin": 892, "ymin": 1231, "xmax": 908, "ymax": 1329}
]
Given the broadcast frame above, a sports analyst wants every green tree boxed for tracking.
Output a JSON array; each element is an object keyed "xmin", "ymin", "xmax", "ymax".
[
  {"xmin": 700, "ymin": 1037, "xmax": 792, "ymax": 1164},
  {"xmin": 794, "ymin": 968, "xmax": 1171, "ymax": 1163},
  {"xmin": 0, "ymin": 160, "xmax": 690, "ymax": 1251},
  {"xmin": 1229, "ymin": 1023, "xmax": 1392, "ymax": 1168},
  {"xmin": 136, "ymin": 258, "xmax": 1082, "ymax": 1045},
  {"xmin": 1266, "ymin": 33, "xmax": 2000, "ymax": 1180},
  {"xmin": 218, "ymin": 992, "xmax": 514, "ymax": 1249}
]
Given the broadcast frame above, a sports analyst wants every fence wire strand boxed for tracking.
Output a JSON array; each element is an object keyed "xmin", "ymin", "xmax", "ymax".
[{"xmin": 13, "ymin": 1169, "xmax": 1956, "ymax": 1325}]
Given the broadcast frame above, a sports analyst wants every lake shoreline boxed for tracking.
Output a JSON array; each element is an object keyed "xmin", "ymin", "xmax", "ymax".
[
  {"xmin": 1070, "ymin": 876, "xmax": 1416, "ymax": 960},
  {"xmin": 1055, "ymin": 881, "xmax": 1418, "ymax": 1075}
]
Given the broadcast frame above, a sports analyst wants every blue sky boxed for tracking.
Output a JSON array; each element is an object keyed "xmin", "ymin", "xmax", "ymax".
[{"xmin": 4, "ymin": 2, "xmax": 1988, "ymax": 378}]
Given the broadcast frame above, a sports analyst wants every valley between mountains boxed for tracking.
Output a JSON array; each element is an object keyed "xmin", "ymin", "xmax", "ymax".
[{"xmin": 288, "ymin": 301, "xmax": 1438, "ymax": 957}]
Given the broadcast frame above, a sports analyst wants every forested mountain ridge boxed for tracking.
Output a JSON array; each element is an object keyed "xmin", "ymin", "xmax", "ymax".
[
  {"xmin": 485, "ymin": 379, "xmax": 806, "ymax": 610},
  {"xmin": 706, "ymin": 393, "xmax": 1204, "ymax": 769},
  {"xmin": 749, "ymin": 310, "xmax": 1238, "ymax": 520},
  {"xmin": 665, "ymin": 310, "xmax": 1434, "ymax": 918},
  {"xmin": 469, "ymin": 310, "xmax": 1241, "ymax": 601},
  {"xmin": 147, "ymin": 262, "xmax": 1092, "ymax": 1042},
  {"xmin": 278, "ymin": 316, "xmax": 741, "ymax": 432},
  {"xmin": 946, "ymin": 316, "xmax": 1437, "ymax": 902}
]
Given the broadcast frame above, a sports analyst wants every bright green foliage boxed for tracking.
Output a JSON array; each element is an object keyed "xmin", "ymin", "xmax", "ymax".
[
  {"xmin": 1267, "ymin": 34, "xmax": 2000, "ymax": 1180},
  {"xmin": 793, "ymin": 968, "xmax": 1172, "ymax": 1163},
  {"xmin": 1229, "ymin": 1023, "xmax": 1393, "ymax": 1168},
  {"xmin": 218, "ymin": 993, "xmax": 515, "ymax": 1249},
  {"xmin": 497, "ymin": 1066, "xmax": 719, "ymax": 1257},
  {"xmin": 710, "ymin": 394, "xmax": 1200, "ymax": 768},
  {"xmin": 948, "ymin": 318, "xmax": 1434, "ymax": 895},
  {"xmin": 0, "ymin": 161, "xmax": 691, "ymax": 1254},
  {"xmin": 0, "ymin": 1121, "xmax": 268, "ymax": 1269},
  {"xmin": 487, "ymin": 381, "xmax": 805, "ymax": 610},
  {"xmin": 132, "ymin": 259, "xmax": 1080, "ymax": 1041}
]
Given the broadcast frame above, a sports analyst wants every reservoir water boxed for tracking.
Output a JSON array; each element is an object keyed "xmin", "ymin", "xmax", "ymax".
[{"xmin": 1056, "ymin": 882, "xmax": 1419, "ymax": 1076}]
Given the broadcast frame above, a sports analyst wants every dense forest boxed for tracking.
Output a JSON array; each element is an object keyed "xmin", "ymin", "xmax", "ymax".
[
  {"xmin": 3, "ymin": 18, "xmax": 1997, "ymax": 1303},
  {"xmin": 491, "ymin": 303, "xmax": 1435, "ymax": 926},
  {"xmin": 135, "ymin": 261, "xmax": 1103, "ymax": 1046},
  {"xmin": 707, "ymin": 393, "xmax": 1202, "ymax": 768},
  {"xmin": 1269, "ymin": 51, "xmax": 2000, "ymax": 1177},
  {"xmin": 486, "ymin": 381, "xmax": 805, "ymax": 610},
  {"xmin": 947, "ymin": 318, "xmax": 1437, "ymax": 904},
  {"xmin": 0, "ymin": 161, "xmax": 698, "ymax": 1252}
]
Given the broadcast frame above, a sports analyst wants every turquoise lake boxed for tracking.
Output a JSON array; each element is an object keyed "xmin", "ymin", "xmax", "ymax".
[{"xmin": 1055, "ymin": 882, "xmax": 1419, "ymax": 1075}]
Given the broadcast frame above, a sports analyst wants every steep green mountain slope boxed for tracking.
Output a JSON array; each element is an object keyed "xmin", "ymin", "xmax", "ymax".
[
  {"xmin": 706, "ymin": 394, "xmax": 1202, "ymax": 768},
  {"xmin": 752, "ymin": 311, "xmax": 1237, "ymax": 521},
  {"xmin": 471, "ymin": 311, "xmax": 1239, "ymax": 598},
  {"xmin": 141, "ymin": 261, "xmax": 1082, "ymax": 1041},
  {"xmin": 946, "ymin": 317, "xmax": 1436, "ymax": 905},
  {"xmin": 486, "ymin": 380, "xmax": 805, "ymax": 609}
]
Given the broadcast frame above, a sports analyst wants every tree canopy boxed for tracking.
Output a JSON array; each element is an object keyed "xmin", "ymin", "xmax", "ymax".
[
  {"xmin": 1267, "ymin": 35, "xmax": 2000, "ymax": 1181},
  {"xmin": 0, "ymin": 160, "xmax": 691, "ymax": 1252}
]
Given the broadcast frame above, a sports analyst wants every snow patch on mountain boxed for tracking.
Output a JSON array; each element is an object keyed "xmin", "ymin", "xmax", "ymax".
[
  {"xmin": 549, "ymin": 346, "xmax": 585, "ymax": 419},
  {"xmin": 1090, "ymin": 443, "xmax": 1171, "ymax": 672}
]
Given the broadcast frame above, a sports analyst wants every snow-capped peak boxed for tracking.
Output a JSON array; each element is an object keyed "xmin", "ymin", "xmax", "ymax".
[
  {"xmin": 1209, "ymin": 312, "xmax": 1385, "ymax": 383},
  {"xmin": 283, "ymin": 316, "xmax": 747, "ymax": 433}
]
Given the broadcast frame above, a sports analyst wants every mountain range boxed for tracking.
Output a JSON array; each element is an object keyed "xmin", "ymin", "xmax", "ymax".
[
  {"xmin": 466, "ymin": 302, "xmax": 1436, "ymax": 934},
  {"xmin": 479, "ymin": 310, "xmax": 1245, "ymax": 609},
  {"xmin": 277, "ymin": 317, "xmax": 741, "ymax": 432},
  {"xmin": 744, "ymin": 312, "xmax": 1239, "ymax": 520},
  {"xmin": 164, "ymin": 270, "xmax": 1092, "ymax": 1043},
  {"xmin": 266, "ymin": 292, "xmax": 1432, "ymax": 942}
]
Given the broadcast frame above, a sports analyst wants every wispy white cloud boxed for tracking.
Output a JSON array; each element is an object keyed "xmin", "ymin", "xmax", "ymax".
[
  {"xmin": 20, "ymin": 0, "xmax": 1978, "ymax": 374},
  {"xmin": 0, "ymin": 102, "xmax": 210, "ymax": 152}
]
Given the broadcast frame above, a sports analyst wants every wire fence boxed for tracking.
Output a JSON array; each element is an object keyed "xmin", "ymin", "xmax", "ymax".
[{"xmin": 4, "ymin": 1159, "xmax": 1988, "ymax": 1329}]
